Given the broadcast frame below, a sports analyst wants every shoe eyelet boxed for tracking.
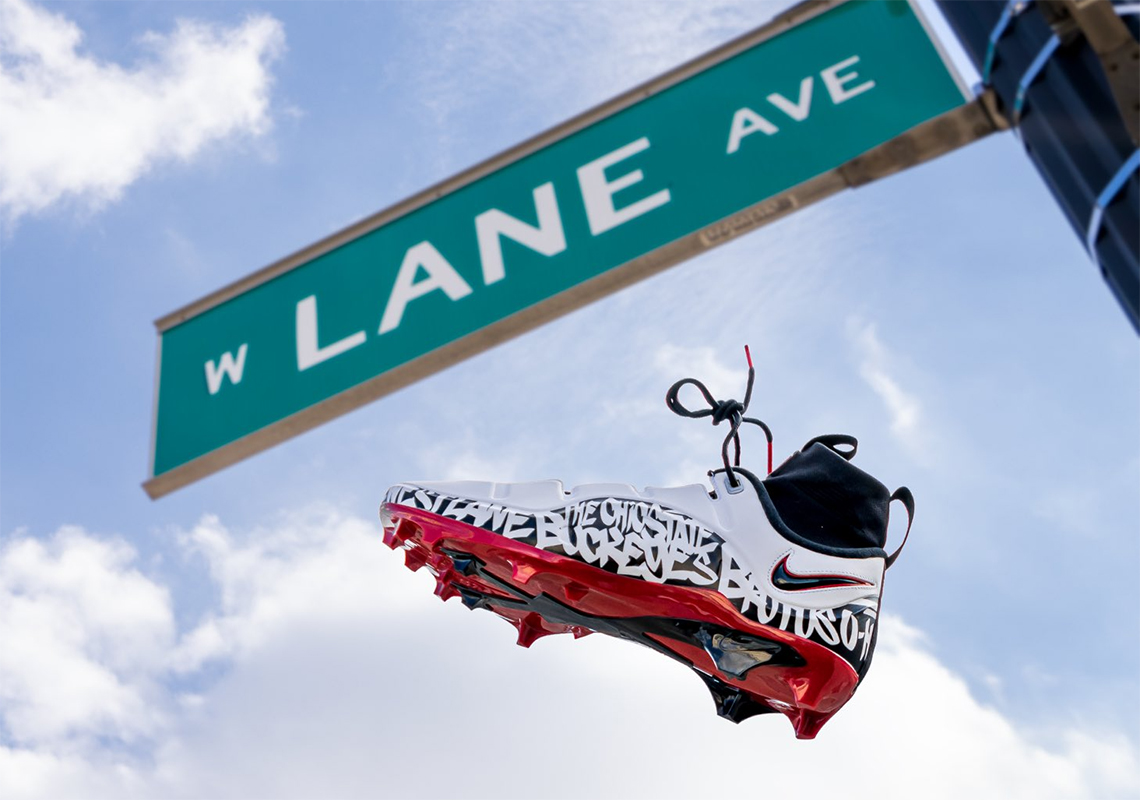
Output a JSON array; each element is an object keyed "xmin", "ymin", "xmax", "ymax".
[{"xmin": 725, "ymin": 479, "xmax": 745, "ymax": 495}]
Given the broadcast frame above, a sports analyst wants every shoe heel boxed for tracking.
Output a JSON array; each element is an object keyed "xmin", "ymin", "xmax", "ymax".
[{"xmin": 789, "ymin": 708, "xmax": 833, "ymax": 740}]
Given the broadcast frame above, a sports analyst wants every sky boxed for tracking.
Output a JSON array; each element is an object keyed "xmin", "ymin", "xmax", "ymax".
[{"xmin": 0, "ymin": 1, "xmax": 1138, "ymax": 798}]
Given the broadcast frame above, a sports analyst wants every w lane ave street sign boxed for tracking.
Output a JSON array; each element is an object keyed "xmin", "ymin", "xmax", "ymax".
[{"xmin": 146, "ymin": 0, "xmax": 968, "ymax": 498}]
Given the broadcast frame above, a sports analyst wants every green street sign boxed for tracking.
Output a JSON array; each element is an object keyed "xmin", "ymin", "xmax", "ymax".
[{"xmin": 146, "ymin": 0, "xmax": 967, "ymax": 497}]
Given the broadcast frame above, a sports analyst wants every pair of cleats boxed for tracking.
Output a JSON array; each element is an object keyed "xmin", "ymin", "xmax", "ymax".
[{"xmin": 380, "ymin": 350, "xmax": 912, "ymax": 739}]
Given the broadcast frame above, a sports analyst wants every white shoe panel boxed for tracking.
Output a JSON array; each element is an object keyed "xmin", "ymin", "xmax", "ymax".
[
  {"xmin": 490, "ymin": 480, "xmax": 567, "ymax": 507},
  {"xmin": 386, "ymin": 474, "xmax": 884, "ymax": 613},
  {"xmin": 707, "ymin": 472, "xmax": 883, "ymax": 610},
  {"xmin": 403, "ymin": 479, "xmax": 566, "ymax": 509},
  {"xmin": 566, "ymin": 483, "xmax": 639, "ymax": 501}
]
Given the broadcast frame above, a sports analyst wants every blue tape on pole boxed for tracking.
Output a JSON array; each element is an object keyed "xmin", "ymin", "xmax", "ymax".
[
  {"xmin": 1013, "ymin": 33, "xmax": 1061, "ymax": 122},
  {"xmin": 983, "ymin": 1, "xmax": 1027, "ymax": 84},
  {"xmin": 1086, "ymin": 150, "xmax": 1140, "ymax": 254},
  {"xmin": 987, "ymin": 2, "xmax": 1133, "ymax": 95}
]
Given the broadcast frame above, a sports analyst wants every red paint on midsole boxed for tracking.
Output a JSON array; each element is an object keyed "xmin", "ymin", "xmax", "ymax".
[{"xmin": 384, "ymin": 503, "xmax": 860, "ymax": 718}]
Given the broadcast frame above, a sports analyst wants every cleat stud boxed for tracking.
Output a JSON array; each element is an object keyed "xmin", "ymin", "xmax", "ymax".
[
  {"xmin": 433, "ymin": 574, "xmax": 450, "ymax": 597},
  {"xmin": 715, "ymin": 694, "xmax": 739, "ymax": 721},
  {"xmin": 404, "ymin": 547, "xmax": 428, "ymax": 572},
  {"xmin": 429, "ymin": 560, "xmax": 453, "ymax": 583},
  {"xmin": 719, "ymin": 694, "xmax": 748, "ymax": 724},
  {"xmin": 717, "ymin": 692, "xmax": 771, "ymax": 724},
  {"xmin": 383, "ymin": 518, "xmax": 416, "ymax": 549},
  {"xmin": 396, "ymin": 519, "xmax": 417, "ymax": 545},
  {"xmin": 790, "ymin": 710, "xmax": 830, "ymax": 740},
  {"xmin": 563, "ymin": 582, "xmax": 588, "ymax": 602},
  {"xmin": 723, "ymin": 693, "xmax": 775, "ymax": 724},
  {"xmin": 457, "ymin": 587, "xmax": 487, "ymax": 610},
  {"xmin": 701, "ymin": 678, "xmax": 734, "ymax": 719},
  {"xmin": 435, "ymin": 579, "xmax": 460, "ymax": 601},
  {"xmin": 513, "ymin": 613, "xmax": 552, "ymax": 648},
  {"xmin": 697, "ymin": 671, "xmax": 776, "ymax": 724}
]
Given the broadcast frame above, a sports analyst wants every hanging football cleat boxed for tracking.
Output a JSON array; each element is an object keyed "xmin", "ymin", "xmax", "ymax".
[{"xmin": 380, "ymin": 348, "xmax": 913, "ymax": 739}]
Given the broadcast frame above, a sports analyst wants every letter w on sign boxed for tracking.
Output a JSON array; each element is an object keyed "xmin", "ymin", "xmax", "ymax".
[{"xmin": 204, "ymin": 345, "xmax": 248, "ymax": 395}]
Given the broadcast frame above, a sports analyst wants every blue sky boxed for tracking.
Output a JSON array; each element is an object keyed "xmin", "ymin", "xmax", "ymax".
[{"xmin": 1, "ymin": 1, "xmax": 1138, "ymax": 797}]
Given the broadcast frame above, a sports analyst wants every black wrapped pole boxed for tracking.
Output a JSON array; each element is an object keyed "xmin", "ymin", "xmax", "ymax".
[{"xmin": 936, "ymin": 0, "xmax": 1139, "ymax": 333}]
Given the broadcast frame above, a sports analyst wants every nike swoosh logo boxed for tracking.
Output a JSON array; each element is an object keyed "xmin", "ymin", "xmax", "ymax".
[{"xmin": 770, "ymin": 555, "xmax": 872, "ymax": 591}]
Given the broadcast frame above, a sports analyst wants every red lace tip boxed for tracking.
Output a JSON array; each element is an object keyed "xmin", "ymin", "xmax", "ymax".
[{"xmin": 744, "ymin": 345, "xmax": 753, "ymax": 370}]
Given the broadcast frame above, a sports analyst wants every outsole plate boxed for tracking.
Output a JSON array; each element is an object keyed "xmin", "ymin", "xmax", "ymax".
[{"xmin": 382, "ymin": 503, "xmax": 858, "ymax": 739}]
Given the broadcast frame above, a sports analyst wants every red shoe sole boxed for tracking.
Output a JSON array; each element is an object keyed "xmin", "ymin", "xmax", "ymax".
[{"xmin": 382, "ymin": 503, "xmax": 859, "ymax": 739}]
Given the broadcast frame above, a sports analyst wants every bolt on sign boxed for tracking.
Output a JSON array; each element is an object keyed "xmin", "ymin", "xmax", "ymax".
[{"xmin": 146, "ymin": 0, "xmax": 968, "ymax": 498}]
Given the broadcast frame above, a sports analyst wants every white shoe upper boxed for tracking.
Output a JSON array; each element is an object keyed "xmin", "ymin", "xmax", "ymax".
[
  {"xmin": 383, "ymin": 470, "xmax": 885, "ymax": 616},
  {"xmin": 382, "ymin": 353, "xmax": 907, "ymax": 675}
]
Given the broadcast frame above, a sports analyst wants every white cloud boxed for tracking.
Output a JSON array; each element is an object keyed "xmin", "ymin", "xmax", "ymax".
[
  {"xmin": 395, "ymin": 1, "xmax": 769, "ymax": 165},
  {"xmin": 849, "ymin": 318, "xmax": 922, "ymax": 441},
  {"xmin": 654, "ymin": 343, "xmax": 748, "ymax": 403},
  {"xmin": 0, "ymin": 528, "xmax": 173, "ymax": 746},
  {"xmin": 0, "ymin": 0, "xmax": 284, "ymax": 223},
  {"xmin": 1, "ymin": 517, "xmax": 1137, "ymax": 799},
  {"xmin": 438, "ymin": 0, "xmax": 762, "ymax": 104},
  {"xmin": 413, "ymin": 439, "xmax": 529, "ymax": 484},
  {"xmin": 172, "ymin": 509, "xmax": 427, "ymax": 667}
]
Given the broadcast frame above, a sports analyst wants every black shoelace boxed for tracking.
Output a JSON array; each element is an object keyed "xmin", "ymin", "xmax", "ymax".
[{"xmin": 665, "ymin": 346, "xmax": 774, "ymax": 488}]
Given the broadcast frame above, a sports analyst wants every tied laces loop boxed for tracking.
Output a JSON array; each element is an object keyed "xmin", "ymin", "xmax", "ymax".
[{"xmin": 664, "ymin": 346, "xmax": 774, "ymax": 487}]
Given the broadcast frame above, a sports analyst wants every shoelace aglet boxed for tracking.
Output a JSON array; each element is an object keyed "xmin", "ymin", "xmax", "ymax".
[{"xmin": 744, "ymin": 345, "xmax": 753, "ymax": 370}]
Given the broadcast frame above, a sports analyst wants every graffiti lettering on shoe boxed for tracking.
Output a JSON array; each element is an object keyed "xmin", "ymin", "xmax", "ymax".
[{"xmin": 387, "ymin": 487, "xmax": 879, "ymax": 668}]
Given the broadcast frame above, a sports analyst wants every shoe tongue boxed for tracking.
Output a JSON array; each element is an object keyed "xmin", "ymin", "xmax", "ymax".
[{"xmin": 763, "ymin": 443, "xmax": 890, "ymax": 550}]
